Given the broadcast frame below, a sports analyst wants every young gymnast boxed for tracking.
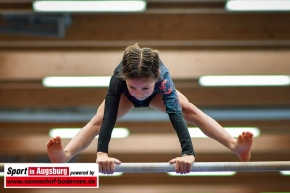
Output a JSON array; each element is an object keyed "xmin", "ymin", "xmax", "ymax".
[{"xmin": 47, "ymin": 43, "xmax": 253, "ymax": 174}]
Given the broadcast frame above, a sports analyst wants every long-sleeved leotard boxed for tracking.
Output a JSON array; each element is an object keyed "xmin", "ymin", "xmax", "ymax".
[{"xmin": 97, "ymin": 61, "xmax": 195, "ymax": 156}]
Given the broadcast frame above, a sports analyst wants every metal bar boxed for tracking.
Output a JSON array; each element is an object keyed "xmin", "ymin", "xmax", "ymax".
[
  {"xmin": 114, "ymin": 161, "xmax": 290, "ymax": 173},
  {"xmin": 0, "ymin": 162, "xmax": 289, "ymax": 173}
]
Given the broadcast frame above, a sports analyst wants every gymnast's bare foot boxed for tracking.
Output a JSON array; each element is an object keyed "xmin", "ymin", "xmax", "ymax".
[
  {"xmin": 46, "ymin": 136, "xmax": 68, "ymax": 163},
  {"xmin": 235, "ymin": 131, "xmax": 253, "ymax": 162}
]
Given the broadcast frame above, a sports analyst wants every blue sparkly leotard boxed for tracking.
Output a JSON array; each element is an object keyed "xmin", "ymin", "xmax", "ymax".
[{"xmin": 97, "ymin": 60, "xmax": 195, "ymax": 156}]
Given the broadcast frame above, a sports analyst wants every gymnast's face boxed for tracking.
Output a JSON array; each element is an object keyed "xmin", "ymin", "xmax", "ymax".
[{"xmin": 126, "ymin": 77, "xmax": 156, "ymax": 100}]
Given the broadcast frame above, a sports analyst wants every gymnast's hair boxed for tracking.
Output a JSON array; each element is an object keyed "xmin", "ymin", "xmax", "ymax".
[{"xmin": 121, "ymin": 43, "xmax": 160, "ymax": 80}]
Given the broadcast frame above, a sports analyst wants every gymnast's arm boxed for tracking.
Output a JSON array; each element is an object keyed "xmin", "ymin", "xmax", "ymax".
[
  {"xmin": 159, "ymin": 75, "xmax": 195, "ymax": 173},
  {"xmin": 96, "ymin": 75, "xmax": 125, "ymax": 173},
  {"xmin": 61, "ymin": 75, "xmax": 122, "ymax": 163},
  {"xmin": 157, "ymin": 67, "xmax": 195, "ymax": 157}
]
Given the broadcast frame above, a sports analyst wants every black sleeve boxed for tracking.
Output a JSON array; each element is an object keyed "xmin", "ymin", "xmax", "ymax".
[
  {"xmin": 157, "ymin": 64, "xmax": 195, "ymax": 156},
  {"xmin": 97, "ymin": 75, "xmax": 126, "ymax": 153},
  {"xmin": 168, "ymin": 113, "xmax": 195, "ymax": 156}
]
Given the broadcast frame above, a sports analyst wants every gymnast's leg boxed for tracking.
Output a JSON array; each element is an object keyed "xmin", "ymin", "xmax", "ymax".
[
  {"xmin": 149, "ymin": 91, "xmax": 253, "ymax": 162},
  {"xmin": 46, "ymin": 94, "xmax": 134, "ymax": 163}
]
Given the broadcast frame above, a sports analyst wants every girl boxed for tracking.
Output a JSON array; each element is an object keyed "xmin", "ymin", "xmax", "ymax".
[{"xmin": 47, "ymin": 44, "xmax": 253, "ymax": 174}]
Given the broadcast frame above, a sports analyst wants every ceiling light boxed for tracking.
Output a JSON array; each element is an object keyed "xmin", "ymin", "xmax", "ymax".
[
  {"xmin": 199, "ymin": 75, "xmax": 290, "ymax": 86},
  {"xmin": 33, "ymin": 0, "xmax": 146, "ymax": 12},
  {"xmin": 168, "ymin": 171, "xmax": 236, "ymax": 176},
  {"xmin": 43, "ymin": 76, "xmax": 111, "ymax": 87},
  {"xmin": 49, "ymin": 128, "xmax": 129, "ymax": 138},
  {"xmin": 99, "ymin": 172, "xmax": 123, "ymax": 177},
  {"xmin": 189, "ymin": 127, "xmax": 260, "ymax": 138},
  {"xmin": 280, "ymin": 171, "xmax": 290, "ymax": 175},
  {"xmin": 226, "ymin": 0, "xmax": 290, "ymax": 11}
]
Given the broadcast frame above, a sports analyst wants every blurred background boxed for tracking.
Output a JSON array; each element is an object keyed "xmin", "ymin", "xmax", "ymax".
[{"xmin": 0, "ymin": 0, "xmax": 290, "ymax": 192}]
